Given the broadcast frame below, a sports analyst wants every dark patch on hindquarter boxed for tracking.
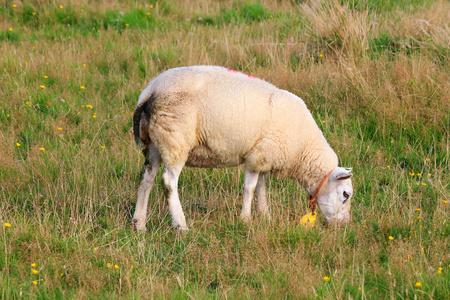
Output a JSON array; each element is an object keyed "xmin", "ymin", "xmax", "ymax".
[
  {"xmin": 140, "ymin": 162, "xmax": 151, "ymax": 180},
  {"xmin": 133, "ymin": 94, "xmax": 156, "ymax": 147}
]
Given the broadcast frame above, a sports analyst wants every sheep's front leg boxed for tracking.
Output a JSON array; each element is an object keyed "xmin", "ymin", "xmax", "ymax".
[
  {"xmin": 240, "ymin": 167, "xmax": 259, "ymax": 223},
  {"xmin": 133, "ymin": 146, "xmax": 161, "ymax": 232},
  {"xmin": 162, "ymin": 163, "xmax": 188, "ymax": 231},
  {"xmin": 256, "ymin": 172, "xmax": 269, "ymax": 217}
]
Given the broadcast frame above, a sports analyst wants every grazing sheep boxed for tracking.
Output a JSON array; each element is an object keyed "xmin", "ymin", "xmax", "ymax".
[{"xmin": 132, "ymin": 66, "xmax": 353, "ymax": 231}]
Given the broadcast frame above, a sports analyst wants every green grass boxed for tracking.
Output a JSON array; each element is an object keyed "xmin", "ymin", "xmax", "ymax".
[{"xmin": 1, "ymin": 0, "xmax": 449, "ymax": 298}]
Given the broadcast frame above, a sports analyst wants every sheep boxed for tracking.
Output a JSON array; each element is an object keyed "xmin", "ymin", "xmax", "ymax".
[{"xmin": 132, "ymin": 65, "xmax": 353, "ymax": 231}]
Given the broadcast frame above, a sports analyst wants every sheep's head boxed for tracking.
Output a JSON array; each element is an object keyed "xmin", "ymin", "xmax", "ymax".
[{"xmin": 316, "ymin": 167, "xmax": 353, "ymax": 226}]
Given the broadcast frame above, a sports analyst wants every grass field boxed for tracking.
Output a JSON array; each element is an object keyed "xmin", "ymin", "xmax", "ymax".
[{"xmin": 1, "ymin": 0, "xmax": 449, "ymax": 298}]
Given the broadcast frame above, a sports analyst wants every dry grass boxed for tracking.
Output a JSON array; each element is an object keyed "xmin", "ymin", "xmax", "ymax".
[{"xmin": 0, "ymin": 0, "xmax": 449, "ymax": 298}]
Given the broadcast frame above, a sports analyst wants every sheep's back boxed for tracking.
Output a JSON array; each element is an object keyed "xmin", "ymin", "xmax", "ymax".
[{"xmin": 147, "ymin": 66, "xmax": 312, "ymax": 169}]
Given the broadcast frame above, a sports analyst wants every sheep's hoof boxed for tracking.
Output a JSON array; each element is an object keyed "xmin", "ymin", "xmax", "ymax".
[
  {"xmin": 132, "ymin": 218, "xmax": 147, "ymax": 232},
  {"xmin": 257, "ymin": 206, "xmax": 270, "ymax": 216},
  {"xmin": 258, "ymin": 212, "xmax": 271, "ymax": 221},
  {"xmin": 173, "ymin": 224, "xmax": 189, "ymax": 231},
  {"xmin": 239, "ymin": 214, "xmax": 252, "ymax": 224}
]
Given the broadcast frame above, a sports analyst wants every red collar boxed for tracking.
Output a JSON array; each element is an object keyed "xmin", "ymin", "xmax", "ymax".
[{"xmin": 309, "ymin": 170, "xmax": 333, "ymax": 213}]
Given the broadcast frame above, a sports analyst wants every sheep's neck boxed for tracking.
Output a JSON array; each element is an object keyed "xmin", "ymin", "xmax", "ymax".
[{"xmin": 290, "ymin": 140, "xmax": 338, "ymax": 196}]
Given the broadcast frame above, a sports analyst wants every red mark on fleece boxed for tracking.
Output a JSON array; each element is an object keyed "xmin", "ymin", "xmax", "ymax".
[{"xmin": 227, "ymin": 68, "xmax": 255, "ymax": 79}]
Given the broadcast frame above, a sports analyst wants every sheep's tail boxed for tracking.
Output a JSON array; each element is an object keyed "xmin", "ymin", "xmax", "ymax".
[{"xmin": 133, "ymin": 85, "xmax": 153, "ymax": 150}]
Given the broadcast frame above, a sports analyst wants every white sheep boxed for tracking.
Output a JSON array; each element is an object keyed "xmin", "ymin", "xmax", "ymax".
[{"xmin": 132, "ymin": 66, "xmax": 353, "ymax": 231}]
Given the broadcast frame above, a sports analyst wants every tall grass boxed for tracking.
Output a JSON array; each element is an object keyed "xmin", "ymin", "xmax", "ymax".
[{"xmin": 1, "ymin": 0, "xmax": 449, "ymax": 298}]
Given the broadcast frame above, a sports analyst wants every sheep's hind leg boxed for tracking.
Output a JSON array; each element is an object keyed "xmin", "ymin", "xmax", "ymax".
[
  {"xmin": 256, "ymin": 172, "xmax": 269, "ymax": 218},
  {"xmin": 240, "ymin": 166, "xmax": 259, "ymax": 223},
  {"xmin": 162, "ymin": 163, "xmax": 188, "ymax": 231},
  {"xmin": 133, "ymin": 145, "xmax": 161, "ymax": 232}
]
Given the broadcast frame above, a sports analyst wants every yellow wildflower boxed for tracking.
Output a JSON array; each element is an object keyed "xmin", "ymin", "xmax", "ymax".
[
  {"xmin": 16, "ymin": 143, "xmax": 20, "ymax": 147},
  {"xmin": 417, "ymin": 216, "xmax": 421, "ymax": 220},
  {"xmin": 44, "ymin": 75, "xmax": 48, "ymax": 79},
  {"xmin": 114, "ymin": 264, "xmax": 119, "ymax": 270},
  {"xmin": 31, "ymin": 263, "xmax": 36, "ymax": 268},
  {"xmin": 32, "ymin": 281, "xmax": 38, "ymax": 286},
  {"xmin": 80, "ymin": 86, "xmax": 86, "ymax": 89},
  {"xmin": 86, "ymin": 104, "xmax": 93, "ymax": 109},
  {"xmin": 13, "ymin": 4, "xmax": 17, "ymax": 7},
  {"xmin": 422, "ymin": 183, "xmax": 427, "ymax": 186},
  {"xmin": 323, "ymin": 276, "xmax": 330, "ymax": 282},
  {"xmin": 40, "ymin": 85, "xmax": 45, "ymax": 89},
  {"xmin": 59, "ymin": 5, "xmax": 63, "ymax": 9},
  {"xmin": 32, "ymin": 269, "xmax": 39, "ymax": 275},
  {"xmin": 319, "ymin": 54, "xmax": 323, "ymax": 58},
  {"xmin": 388, "ymin": 236, "xmax": 394, "ymax": 240},
  {"xmin": 437, "ymin": 270, "xmax": 442, "ymax": 275},
  {"xmin": 57, "ymin": 127, "xmax": 62, "ymax": 131},
  {"xmin": 9, "ymin": 28, "xmax": 13, "ymax": 32},
  {"xmin": 416, "ymin": 208, "xmax": 420, "ymax": 212},
  {"xmin": 125, "ymin": 24, "xmax": 130, "ymax": 27},
  {"xmin": 417, "ymin": 173, "xmax": 421, "ymax": 177},
  {"xmin": 107, "ymin": 263, "xmax": 111, "ymax": 268},
  {"xmin": 387, "ymin": 166, "xmax": 390, "ymax": 169},
  {"xmin": 4, "ymin": 223, "xmax": 11, "ymax": 228},
  {"xmin": 409, "ymin": 172, "xmax": 415, "ymax": 176},
  {"xmin": 415, "ymin": 282, "xmax": 421, "ymax": 288},
  {"xmin": 101, "ymin": 146, "xmax": 105, "ymax": 149},
  {"xmin": 444, "ymin": 200, "xmax": 448, "ymax": 204},
  {"xmin": 39, "ymin": 147, "xmax": 45, "ymax": 151}
]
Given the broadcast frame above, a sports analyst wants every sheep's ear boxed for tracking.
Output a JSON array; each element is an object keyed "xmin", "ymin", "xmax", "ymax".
[{"xmin": 332, "ymin": 167, "xmax": 353, "ymax": 181}]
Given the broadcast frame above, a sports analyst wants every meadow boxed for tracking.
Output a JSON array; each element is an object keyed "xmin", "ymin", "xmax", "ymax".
[{"xmin": 0, "ymin": 0, "xmax": 449, "ymax": 298}]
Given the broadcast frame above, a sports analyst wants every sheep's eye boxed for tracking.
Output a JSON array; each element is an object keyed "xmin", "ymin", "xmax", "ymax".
[{"xmin": 343, "ymin": 192, "xmax": 350, "ymax": 204}]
